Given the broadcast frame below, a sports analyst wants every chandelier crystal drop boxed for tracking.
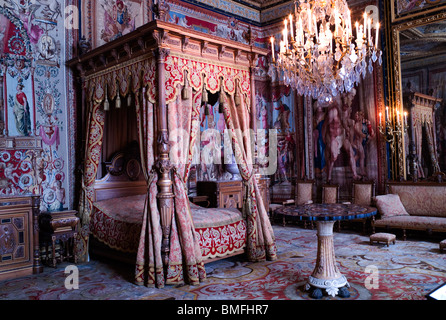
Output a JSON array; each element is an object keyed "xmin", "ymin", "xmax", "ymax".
[{"xmin": 270, "ymin": 0, "xmax": 382, "ymax": 102}]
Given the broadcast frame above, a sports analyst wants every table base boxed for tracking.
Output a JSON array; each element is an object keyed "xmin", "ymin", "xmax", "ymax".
[
  {"xmin": 305, "ymin": 276, "xmax": 350, "ymax": 298},
  {"xmin": 304, "ymin": 221, "xmax": 351, "ymax": 298}
]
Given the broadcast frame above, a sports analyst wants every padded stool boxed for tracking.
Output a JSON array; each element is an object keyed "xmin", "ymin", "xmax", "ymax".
[
  {"xmin": 370, "ymin": 233, "xmax": 396, "ymax": 247},
  {"xmin": 440, "ymin": 240, "xmax": 446, "ymax": 253},
  {"xmin": 269, "ymin": 203, "xmax": 282, "ymax": 221}
]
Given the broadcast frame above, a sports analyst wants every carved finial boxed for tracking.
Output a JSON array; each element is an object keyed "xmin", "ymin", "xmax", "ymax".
[
  {"xmin": 138, "ymin": 37, "xmax": 146, "ymax": 52},
  {"xmin": 99, "ymin": 54, "xmax": 106, "ymax": 66},
  {"xmin": 111, "ymin": 49, "xmax": 119, "ymax": 62},
  {"xmin": 124, "ymin": 43, "xmax": 132, "ymax": 57},
  {"xmin": 242, "ymin": 25, "xmax": 253, "ymax": 45},
  {"xmin": 218, "ymin": 45, "xmax": 226, "ymax": 60},
  {"xmin": 182, "ymin": 36, "xmax": 189, "ymax": 52},
  {"xmin": 201, "ymin": 41, "xmax": 208, "ymax": 56},
  {"xmin": 153, "ymin": 30, "xmax": 170, "ymax": 47},
  {"xmin": 152, "ymin": 0, "xmax": 170, "ymax": 21},
  {"xmin": 78, "ymin": 36, "xmax": 91, "ymax": 55}
]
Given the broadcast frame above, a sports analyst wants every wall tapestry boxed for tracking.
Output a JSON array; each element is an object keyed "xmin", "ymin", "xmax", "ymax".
[
  {"xmin": 82, "ymin": 0, "xmax": 148, "ymax": 49},
  {"xmin": 392, "ymin": 0, "xmax": 446, "ymax": 21},
  {"xmin": 1, "ymin": 1, "xmax": 72, "ymax": 212}
]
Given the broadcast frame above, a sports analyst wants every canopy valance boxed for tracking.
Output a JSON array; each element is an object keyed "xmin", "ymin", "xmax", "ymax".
[
  {"xmin": 72, "ymin": 20, "xmax": 263, "ymax": 107},
  {"xmin": 83, "ymin": 53, "xmax": 252, "ymax": 107}
]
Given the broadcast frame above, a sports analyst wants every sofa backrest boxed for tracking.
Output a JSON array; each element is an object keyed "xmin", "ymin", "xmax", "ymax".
[{"xmin": 387, "ymin": 182, "xmax": 446, "ymax": 217}]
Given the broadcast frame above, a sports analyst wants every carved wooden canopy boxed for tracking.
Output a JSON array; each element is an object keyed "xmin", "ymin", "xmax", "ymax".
[{"xmin": 68, "ymin": 20, "xmax": 268, "ymax": 106}]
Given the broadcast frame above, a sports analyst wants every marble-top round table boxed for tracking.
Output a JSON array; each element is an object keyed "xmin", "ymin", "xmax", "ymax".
[{"xmin": 274, "ymin": 203, "xmax": 377, "ymax": 298}]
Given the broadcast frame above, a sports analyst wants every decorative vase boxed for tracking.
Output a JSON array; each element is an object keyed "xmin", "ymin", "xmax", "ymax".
[{"xmin": 225, "ymin": 155, "xmax": 239, "ymax": 180}]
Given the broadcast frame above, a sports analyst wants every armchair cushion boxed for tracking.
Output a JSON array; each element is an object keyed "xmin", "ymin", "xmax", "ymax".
[
  {"xmin": 374, "ymin": 194, "xmax": 409, "ymax": 218},
  {"xmin": 296, "ymin": 183, "xmax": 313, "ymax": 205},
  {"xmin": 353, "ymin": 184, "xmax": 373, "ymax": 206},
  {"xmin": 322, "ymin": 186, "xmax": 338, "ymax": 204}
]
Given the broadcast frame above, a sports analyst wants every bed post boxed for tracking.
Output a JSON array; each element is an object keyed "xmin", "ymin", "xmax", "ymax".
[
  {"xmin": 249, "ymin": 53, "xmax": 259, "ymax": 175},
  {"xmin": 153, "ymin": 45, "xmax": 175, "ymax": 270}
]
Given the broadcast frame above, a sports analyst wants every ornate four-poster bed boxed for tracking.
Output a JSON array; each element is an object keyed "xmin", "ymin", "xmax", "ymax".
[{"xmin": 68, "ymin": 20, "xmax": 277, "ymax": 288}]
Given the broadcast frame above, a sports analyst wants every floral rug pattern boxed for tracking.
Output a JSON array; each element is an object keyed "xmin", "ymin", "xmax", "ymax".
[{"xmin": 0, "ymin": 226, "xmax": 445, "ymax": 300}]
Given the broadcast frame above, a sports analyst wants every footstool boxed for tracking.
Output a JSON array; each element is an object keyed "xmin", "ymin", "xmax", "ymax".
[
  {"xmin": 440, "ymin": 240, "xmax": 446, "ymax": 253},
  {"xmin": 370, "ymin": 233, "xmax": 396, "ymax": 247}
]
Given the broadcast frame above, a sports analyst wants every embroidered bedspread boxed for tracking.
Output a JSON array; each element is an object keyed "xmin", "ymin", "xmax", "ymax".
[{"xmin": 90, "ymin": 194, "xmax": 246, "ymax": 258}]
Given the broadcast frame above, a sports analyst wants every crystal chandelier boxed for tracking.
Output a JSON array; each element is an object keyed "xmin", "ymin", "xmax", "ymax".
[{"xmin": 270, "ymin": 0, "xmax": 382, "ymax": 102}]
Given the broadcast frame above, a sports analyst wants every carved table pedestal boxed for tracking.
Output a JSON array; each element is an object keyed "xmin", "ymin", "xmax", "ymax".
[{"xmin": 274, "ymin": 203, "xmax": 377, "ymax": 298}]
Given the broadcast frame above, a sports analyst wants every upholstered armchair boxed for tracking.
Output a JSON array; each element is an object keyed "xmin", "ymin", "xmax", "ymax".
[
  {"xmin": 322, "ymin": 183, "xmax": 339, "ymax": 204},
  {"xmin": 322, "ymin": 183, "xmax": 340, "ymax": 230},
  {"xmin": 296, "ymin": 179, "xmax": 315, "ymax": 229},
  {"xmin": 269, "ymin": 178, "xmax": 315, "ymax": 228},
  {"xmin": 352, "ymin": 180, "xmax": 376, "ymax": 207},
  {"xmin": 341, "ymin": 180, "xmax": 376, "ymax": 233},
  {"xmin": 352, "ymin": 180, "xmax": 376, "ymax": 234},
  {"xmin": 295, "ymin": 179, "xmax": 315, "ymax": 205}
]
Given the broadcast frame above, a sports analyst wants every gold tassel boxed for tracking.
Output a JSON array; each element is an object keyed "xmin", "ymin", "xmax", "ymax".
[
  {"xmin": 182, "ymin": 84, "xmax": 189, "ymax": 100},
  {"xmin": 116, "ymin": 94, "xmax": 121, "ymax": 109},
  {"xmin": 235, "ymin": 92, "xmax": 241, "ymax": 106},
  {"xmin": 202, "ymin": 88, "xmax": 208, "ymax": 103},
  {"xmin": 104, "ymin": 84, "xmax": 110, "ymax": 111},
  {"xmin": 182, "ymin": 70, "xmax": 190, "ymax": 100},
  {"xmin": 219, "ymin": 86, "xmax": 225, "ymax": 113},
  {"xmin": 104, "ymin": 97, "xmax": 110, "ymax": 111}
]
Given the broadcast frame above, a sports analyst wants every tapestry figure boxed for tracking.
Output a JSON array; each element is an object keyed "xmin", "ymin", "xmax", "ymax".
[
  {"xmin": 258, "ymin": 103, "xmax": 268, "ymax": 130},
  {"xmin": 276, "ymin": 137, "xmax": 289, "ymax": 183},
  {"xmin": 13, "ymin": 83, "xmax": 32, "ymax": 136},
  {"xmin": 313, "ymin": 103, "xmax": 326, "ymax": 171},
  {"xmin": 101, "ymin": 0, "xmax": 136, "ymax": 43},
  {"xmin": 274, "ymin": 100, "xmax": 291, "ymax": 131}
]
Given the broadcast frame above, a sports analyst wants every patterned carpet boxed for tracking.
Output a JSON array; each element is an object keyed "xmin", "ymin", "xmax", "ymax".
[{"xmin": 1, "ymin": 225, "xmax": 445, "ymax": 300}]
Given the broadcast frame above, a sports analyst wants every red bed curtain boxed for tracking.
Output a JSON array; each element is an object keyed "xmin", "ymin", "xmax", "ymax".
[
  {"xmin": 221, "ymin": 90, "xmax": 277, "ymax": 262},
  {"xmin": 134, "ymin": 85, "xmax": 165, "ymax": 287},
  {"xmin": 166, "ymin": 84, "xmax": 206, "ymax": 285}
]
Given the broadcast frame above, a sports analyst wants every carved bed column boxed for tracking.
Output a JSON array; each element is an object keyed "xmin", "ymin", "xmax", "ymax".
[
  {"xmin": 249, "ymin": 54, "xmax": 259, "ymax": 176},
  {"xmin": 154, "ymin": 47, "xmax": 175, "ymax": 269},
  {"xmin": 0, "ymin": 74, "xmax": 3, "ymax": 136}
]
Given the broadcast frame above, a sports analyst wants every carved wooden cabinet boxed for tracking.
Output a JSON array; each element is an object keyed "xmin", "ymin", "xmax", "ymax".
[
  {"xmin": 0, "ymin": 195, "xmax": 42, "ymax": 281},
  {"xmin": 197, "ymin": 180, "xmax": 243, "ymax": 209}
]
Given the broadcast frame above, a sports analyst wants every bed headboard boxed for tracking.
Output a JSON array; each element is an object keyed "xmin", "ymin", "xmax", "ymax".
[{"xmin": 93, "ymin": 141, "xmax": 147, "ymax": 202}]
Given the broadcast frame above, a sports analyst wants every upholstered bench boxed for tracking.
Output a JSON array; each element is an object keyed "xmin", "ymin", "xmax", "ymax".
[
  {"xmin": 440, "ymin": 240, "xmax": 446, "ymax": 253},
  {"xmin": 370, "ymin": 233, "xmax": 396, "ymax": 246}
]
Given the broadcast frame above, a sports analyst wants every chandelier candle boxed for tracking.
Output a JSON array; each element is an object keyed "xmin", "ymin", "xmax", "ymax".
[{"xmin": 270, "ymin": 0, "xmax": 382, "ymax": 101}]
